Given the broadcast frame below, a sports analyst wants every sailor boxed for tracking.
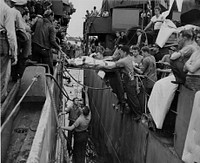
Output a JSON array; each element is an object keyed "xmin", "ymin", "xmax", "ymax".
[
  {"xmin": 59, "ymin": 97, "xmax": 82, "ymax": 156},
  {"xmin": 184, "ymin": 30, "xmax": 200, "ymax": 77},
  {"xmin": 99, "ymin": 45, "xmax": 142, "ymax": 118},
  {"xmin": 129, "ymin": 45, "xmax": 143, "ymax": 64},
  {"xmin": 91, "ymin": 6, "xmax": 99, "ymax": 17},
  {"xmin": 144, "ymin": 6, "xmax": 164, "ymax": 43},
  {"xmin": 196, "ymin": 30, "xmax": 200, "ymax": 46},
  {"xmin": 136, "ymin": 29, "xmax": 146, "ymax": 48},
  {"xmin": 170, "ymin": 29, "xmax": 199, "ymax": 84},
  {"xmin": 118, "ymin": 31, "xmax": 128, "ymax": 45},
  {"xmin": 133, "ymin": 46, "xmax": 157, "ymax": 95},
  {"xmin": 32, "ymin": 10, "xmax": 62, "ymax": 74},
  {"xmin": 0, "ymin": 1, "xmax": 18, "ymax": 102},
  {"xmin": 9, "ymin": 0, "xmax": 28, "ymax": 81},
  {"xmin": 61, "ymin": 105, "xmax": 91, "ymax": 163}
]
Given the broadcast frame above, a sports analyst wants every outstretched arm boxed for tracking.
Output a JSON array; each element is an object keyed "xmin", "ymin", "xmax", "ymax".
[
  {"xmin": 144, "ymin": 21, "xmax": 153, "ymax": 31},
  {"xmin": 184, "ymin": 59, "xmax": 200, "ymax": 73},
  {"xmin": 61, "ymin": 124, "xmax": 75, "ymax": 131},
  {"xmin": 83, "ymin": 87, "xmax": 89, "ymax": 107}
]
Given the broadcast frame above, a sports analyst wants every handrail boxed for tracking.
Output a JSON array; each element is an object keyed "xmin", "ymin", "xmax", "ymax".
[{"xmin": 1, "ymin": 74, "xmax": 41, "ymax": 132}]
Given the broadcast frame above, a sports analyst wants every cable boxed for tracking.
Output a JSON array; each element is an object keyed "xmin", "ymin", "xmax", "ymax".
[
  {"xmin": 64, "ymin": 66, "xmax": 111, "ymax": 90},
  {"xmin": 145, "ymin": 75, "xmax": 156, "ymax": 84},
  {"xmin": 76, "ymin": 69, "xmax": 81, "ymax": 96},
  {"xmin": 137, "ymin": 75, "xmax": 150, "ymax": 97},
  {"xmin": 126, "ymin": 32, "xmax": 137, "ymax": 46},
  {"xmin": 137, "ymin": 75, "xmax": 149, "ymax": 114},
  {"xmin": 45, "ymin": 73, "xmax": 73, "ymax": 101}
]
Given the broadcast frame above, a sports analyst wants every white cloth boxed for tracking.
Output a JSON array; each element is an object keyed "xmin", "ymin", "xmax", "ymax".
[
  {"xmin": 156, "ymin": 19, "xmax": 177, "ymax": 48},
  {"xmin": 97, "ymin": 70, "xmax": 105, "ymax": 79},
  {"xmin": 62, "ymin": 0, "xmax": 69, "ymax": 5},
  {"xmin": 68, "ymin": 56, "xmax": 115, "ymax": 67},
  {"xmin": 177, "ymin": 24, "xmax": 200, "ymax": 33},
  {"xmin": 182, "ymin": 91, "xmax": 200, "ymax": 163},
  {"xmin": 151, "ymin": 14, "xmax": 164, "ymax": 30},
  {"xmin": 176, "ymin": 0, "xmax": 184, "ymax": 12},
  {"xmin": 148, "ymin": 75, "xmax": 178, "ymax": 129}
]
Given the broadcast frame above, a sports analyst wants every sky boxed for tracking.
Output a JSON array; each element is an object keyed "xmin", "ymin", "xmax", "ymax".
[{"xmin": 67, "ymin": 0, "xmax": 103, "ymax": 37}]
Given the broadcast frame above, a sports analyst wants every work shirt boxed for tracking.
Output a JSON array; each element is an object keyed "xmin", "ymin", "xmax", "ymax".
[
  {"xmin": 11, "ymin": 7, "xmax": 26, "ymax": 31},
  {"xmin": 151, "ymin": 14, "xmax": 164, "ymax": 30},
  {"xmin": 32, "ymin": 18, "xmax": 60, "ymax": 50},
  {"xmin": 74, "ymin": 112, "xmax": 91, "ymax": 132},
  {"xmin": 0, "ymin": 1, "xmax": 17, "ymax": 57},
  {"xmin": 66, "ymin": 104, "xmax": 81, "ymax": 122},
  {"xmin": 141, "ymin": 54, "xmax": 157, "ymax": 88}
]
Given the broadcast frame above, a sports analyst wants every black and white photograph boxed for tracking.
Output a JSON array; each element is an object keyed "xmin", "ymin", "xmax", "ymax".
[{"xmin": 1, "ymin": 0, "xmax": 200, "ymax": 162}]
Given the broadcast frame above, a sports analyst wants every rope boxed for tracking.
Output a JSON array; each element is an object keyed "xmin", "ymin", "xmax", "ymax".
[
  {"xmin": 137, "ymin": 75, "xmax": 148, "ymax": 114},
  {"xmin": 135, "ymin": 74, "xmax": 156, "ymax": 84},
  {"xmin": 126, "ymin": 32, "xmax": 137, "ymax": 46},
  {"xmin": 90, "ymin": 98, "xmax": 122, "ymax": 163},
  {"xmin": 76, "ymin": 69, "xmax": 81, "ymax": 96},
  {"xmin": 64, "ymin": 67, "xmax": 111, "ymax": 90},
  {"xmin": 137, "ymin": 75, "xmax": 150, "ymax": 97},
  {"xmin": 1, "ymin": 74, "xmax": 41, "ymax": 131}
]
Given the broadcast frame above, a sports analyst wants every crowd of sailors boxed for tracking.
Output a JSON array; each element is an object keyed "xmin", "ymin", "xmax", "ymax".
[
  {"xmin": 85, "ymin": 6, "xmax": 200, "ymax": 124},
  {"xmin": 1, "ymin": 1, "xmax": 200, "ymax": 162},
  {"xmin": 0, "ymin": 0, "xmax": 78, "ymax": 102},
  {"xmin": 1, "ymin": 1, "xmax": 90, "ymax": 162},
  {"xmin": 60, "ymin": 26, "xmax": 200, "ymax": 162}
]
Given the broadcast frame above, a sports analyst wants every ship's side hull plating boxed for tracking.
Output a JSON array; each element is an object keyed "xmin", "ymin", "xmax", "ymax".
[{"xmin": 85, "ymin": 70, "xmax": 182, "ymax": 163}]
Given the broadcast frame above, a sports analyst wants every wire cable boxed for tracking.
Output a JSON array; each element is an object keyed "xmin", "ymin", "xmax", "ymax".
[
  {"xmin": 64, "ymin": 66, "xmax": 111, "ymax": 90},
  {"xmin": 45, "ymin": 73, "xmax": 73, "ymax": 101}
]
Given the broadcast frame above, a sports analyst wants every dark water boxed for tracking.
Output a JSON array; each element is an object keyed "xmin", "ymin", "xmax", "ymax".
[{"xmin": 86, "ymin": 138, "xmax": 113, "ymax": 163}]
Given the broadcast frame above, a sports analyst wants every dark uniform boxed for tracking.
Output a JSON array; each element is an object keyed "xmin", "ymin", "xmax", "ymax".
[
  {"xmin": 32, "ymin": 11, "xmax": 60, "ymax": 74},
  {"xmin": 116, "ymin": 55, "xmax": 142, "ymax": 116}
]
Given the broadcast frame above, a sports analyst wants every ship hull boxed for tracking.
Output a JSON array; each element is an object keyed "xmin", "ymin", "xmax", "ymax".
[{"xmin": 85, "ymin": 69, "xmax": 183, "ymax": 163}]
